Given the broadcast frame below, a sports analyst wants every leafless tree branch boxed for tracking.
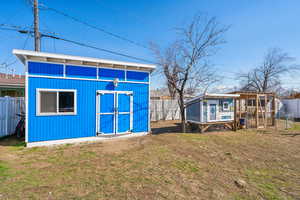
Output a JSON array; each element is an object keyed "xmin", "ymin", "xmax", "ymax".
[
  {"xmin": 238, "ymin": 48, "xmax": 299, "ymax": 92},
  {"xmin": 151, "ymin": 13, "xmax": 229, "ymax": 131}
]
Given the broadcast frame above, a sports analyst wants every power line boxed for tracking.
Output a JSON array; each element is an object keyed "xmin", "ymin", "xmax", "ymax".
[
  {"xmin": 40, "ymin": 4, "xmax": 150, "ymax": 50},
  {"xmin": 47, "ymin": 35, "xmax": 157, "ymax": 64},
  {"xmin": 0, "ymin": 24, "xmax": 157, "ymax": 64},
  {"xmin": 0, "ymin": 25, "xmax": 30, "ymax": 64},
  {"xmin": 0, "ymin": 24, "xmax": 56, "ymax": 35}
]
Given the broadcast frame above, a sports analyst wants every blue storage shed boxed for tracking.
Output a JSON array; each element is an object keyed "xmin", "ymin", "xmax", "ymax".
[{"xmin": 13, "ymin": 49, "xmax": 155, "ymax": 147}]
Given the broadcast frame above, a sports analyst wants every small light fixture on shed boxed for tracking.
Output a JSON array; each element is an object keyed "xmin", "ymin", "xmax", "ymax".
[{"xmin": 113, "ymin": 78, "xmax": 119, "ymax": 87}]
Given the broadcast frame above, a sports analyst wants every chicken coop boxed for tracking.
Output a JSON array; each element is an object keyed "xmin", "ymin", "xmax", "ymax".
[
  {"xmin": 185, "ymin": 93, "xmax": 240, "ymax": 132},
  {"xmin": 231, "ymin": 91, "xmax": 276, "ymax": 129}
]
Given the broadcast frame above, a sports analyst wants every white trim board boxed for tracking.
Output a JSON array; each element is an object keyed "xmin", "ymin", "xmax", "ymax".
[
  {"xmin": 96, "ymin": 90, "xmax": 133, "ymax": 136},
  {"xmin": 28, "ymin": 74, "xmax": 149, "ymax": 85},
  {"xmin": 36, "ymin": 88, "xmax": 77, "ymax": 116},
  {"xmin": 26, "ymin": 132, "xmax": 149, "ymax": 147},
  {"xmin": 25, "ymin": 60, "xmax": 29, "ymax": 143}
]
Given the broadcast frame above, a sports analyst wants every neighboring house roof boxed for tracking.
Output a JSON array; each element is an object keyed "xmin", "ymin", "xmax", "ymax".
[
  {"xmin": 13, "ymin": 49, "xmax": 156, "ymax": 72},
  {"xmin": 0, "ymin": 73, "xmax": 25, "ymax": 88}
]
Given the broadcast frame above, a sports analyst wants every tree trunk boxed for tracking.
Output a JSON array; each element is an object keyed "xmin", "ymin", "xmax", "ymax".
[{"xmin": 178, "ymin": 92, "xmax": 186, "ymax": 133}]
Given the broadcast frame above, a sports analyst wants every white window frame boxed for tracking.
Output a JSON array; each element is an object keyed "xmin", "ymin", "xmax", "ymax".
[
  {"xmin": 36, "ymin": 88, "xmax": 77, "ymax": 116},
  {"xmin": 222, "ymin": 101, "xmax": 229, "ymax": 111}
]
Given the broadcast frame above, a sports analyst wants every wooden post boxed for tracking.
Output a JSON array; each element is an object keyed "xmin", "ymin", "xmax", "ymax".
[
  {"xmin": 272, "ymin": 93, "xmax": 276, "ymax": 127},
  {"xmin": 264, "ymin": 94, "xmax": 267, "ymax": 128},
  {"xmin": 256, "ymin": 94, "xmax": 259, "ymax": 128},
  {"xmin": 245, "ymin": 95, "xmax": 248, "ymax": 128},
  {"xmin": 234, "ymin": 98, "xmax": 237, "ymax": 131},
  {"xmin": 239, "ymin": 98, "xmax": 242, "ymax": 119},
  {"xmin": 162, "ymin": 99, "xmax": 165, "ymax": 120}
]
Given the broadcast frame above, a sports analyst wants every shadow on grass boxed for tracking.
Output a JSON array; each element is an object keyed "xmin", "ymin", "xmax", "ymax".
[
  {"xmin": 0, "ymin": 135, "xmax": 25, "ymax": 147},
  {"xmin": 151, "ymin": 123, "xmax": 183, "ymax": 134},
  {"xmin": 280, "ymin": 133, "xmax": 300, "ymax": 137},
  {"xmin": 151, "ymin": 121, "xmax": 233, "ymax": 135}
]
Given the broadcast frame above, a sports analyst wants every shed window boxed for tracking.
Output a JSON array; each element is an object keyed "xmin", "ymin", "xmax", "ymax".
[
  {"xmin": 40, "ymin": 91, "xmax": 57, "ymax": 113},
  {"xmin": 59, "ymin": 92, "xmax": 75, "ymax": 112},
  {"xmin": 37, "ymin": 89, "xmax": 77, "ymax": 115},
  {"xmin": 223, "ymin": 101, "xmax": 229, "ymax": 111}
]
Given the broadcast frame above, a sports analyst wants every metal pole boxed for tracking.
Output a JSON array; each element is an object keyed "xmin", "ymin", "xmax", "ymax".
[{"xmin": 34, "ymin": 0, "xmax": 41, "ymax": 51}]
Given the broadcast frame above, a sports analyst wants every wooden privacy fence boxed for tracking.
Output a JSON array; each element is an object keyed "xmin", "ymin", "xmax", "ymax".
[
  {"xmin": 0, "ymin": 97, "xmax": 24, "ymax": 137},
  {"xmin": 150, "ymin": 99, "xmax": 180, "ymax": 121}
]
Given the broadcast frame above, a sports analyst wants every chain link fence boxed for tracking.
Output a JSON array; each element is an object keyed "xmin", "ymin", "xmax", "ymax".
[{"xmin": 276, "ymin": 99, "xmax": 297, "ymax": 130}]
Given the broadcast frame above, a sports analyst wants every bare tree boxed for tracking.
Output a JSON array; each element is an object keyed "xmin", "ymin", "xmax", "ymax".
[
  {"xmin": 239, "ymin": 48, "xmax": 297, "ymax": 92},
  {"xmin": 152, "ymin": 14, "xmax": 229, "ymax": 132}
]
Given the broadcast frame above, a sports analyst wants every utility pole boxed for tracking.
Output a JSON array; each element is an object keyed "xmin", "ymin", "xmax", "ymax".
[{"xmin": 33, "ymin": 0, "xmax": 41, "ymax": 51}]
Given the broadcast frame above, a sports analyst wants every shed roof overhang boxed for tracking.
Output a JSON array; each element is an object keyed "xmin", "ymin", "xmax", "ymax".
[
  {"xmin": 185, "ymin": 93, "xmax": 240, "ymax": 105},
  {"xmin": 229, "ymin": 91, "xmax": 276, "ymax": 99},
  {"xmin": 13, "ymin": 49, "xmax": 156, "ymax": 72}
]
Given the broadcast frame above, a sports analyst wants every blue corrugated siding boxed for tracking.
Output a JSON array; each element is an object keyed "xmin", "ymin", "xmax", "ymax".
[
  {"xmin": 117, "ymin": 94, "xmax": 131, "ymax": 133},
  {"xmin": 99, "ymin": 68, "xmax": 125, "ymax": 80},
  {"xmin": 66, "ymin": 65, "xmax": 97, "ymax": 79},
  {"xmin": 28, "ymin": 62, "xmax": 149, "ymax": 83},
  {"xmin": 118, "ymin": 94, "xmax": 130, "ymax": 112},
  {"xmin": 28, "ymin": 77, "xmax": 149, "ymax": 142},
  {"xmin": 28, "ymin": 61, "xmax": 64, "ymax": 76},
  {"xmin": 126, "ymin": 71, "xmax": 149, "ymax": 82},
  {"xmin": 118, "ymin": 114, "xmax": 130, "ymax": 132},
  {"xmin": 100, "ymin": 115, "xmax": 114, "ymax": 133},
  {"xmin": 100, "ymin": 93, "xmax": 115, "ymax": 113}
]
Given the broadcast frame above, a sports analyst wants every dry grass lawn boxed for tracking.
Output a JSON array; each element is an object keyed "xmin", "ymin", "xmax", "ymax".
[{"xmin": 0, "ymin": 120, "xmax": 299, "ymax": 200}]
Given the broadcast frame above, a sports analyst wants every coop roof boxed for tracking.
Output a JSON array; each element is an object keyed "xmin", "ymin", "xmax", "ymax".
[
  {"xmin": 13, "ymin": 49, "xmax": 156, "ymax": 72},
  {"xmin": 185, "ymin": 93, "xmax": 240, "ymax": 105},
  {"xmin": 229, "ymin": 91, "xmax": 276, "ymax": 98}
]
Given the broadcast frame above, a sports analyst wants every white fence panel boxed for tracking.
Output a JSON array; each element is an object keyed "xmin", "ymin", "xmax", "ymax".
[
  {"xmin": 150, "ymin": 99, "xmax": 180, "ymax": 121},
  {"xmin": 0, "ymin": 97, "xmax": 24, "ymax": 137}
]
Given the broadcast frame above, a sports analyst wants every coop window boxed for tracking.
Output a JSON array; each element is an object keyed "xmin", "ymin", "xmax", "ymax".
[
  {"xmin": 223, "ymin": 101, "xmax": 229, "ymax": 111},
  {"xmin": 37, "ymin": 89, "xmax": 77, "ymax": 116}
]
